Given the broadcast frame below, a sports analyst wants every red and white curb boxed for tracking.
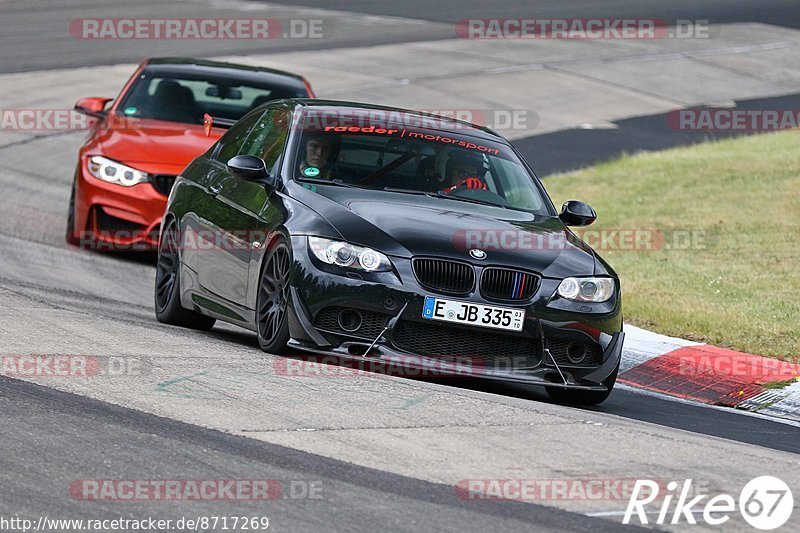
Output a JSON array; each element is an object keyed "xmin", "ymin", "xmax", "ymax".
[{"xmin": 621, "ymin": 325, "xmax": 800, "ymax": 422}]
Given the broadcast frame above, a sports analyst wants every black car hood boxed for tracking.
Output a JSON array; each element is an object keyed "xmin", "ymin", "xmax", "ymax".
[{"xmin": 286, "ymin": 182, "xmax": 597, "ymax": 278}]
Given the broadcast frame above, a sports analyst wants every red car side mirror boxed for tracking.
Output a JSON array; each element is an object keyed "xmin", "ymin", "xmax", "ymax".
[{"xmin": 74, "ymin": 97, "xmax": 113, "ymax": 118}]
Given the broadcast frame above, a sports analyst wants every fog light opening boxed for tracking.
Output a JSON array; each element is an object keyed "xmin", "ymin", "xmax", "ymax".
[
  {"xmin": 347, "ymin": 343, "xmax": 379, "ymax": 358},
  {"xmin": 337, "ymin": 310, "xmax": 362, "ymax": 332},
  {"xmin": 567, "ymin": 342, "xmax": 587, "ymax": 364}
]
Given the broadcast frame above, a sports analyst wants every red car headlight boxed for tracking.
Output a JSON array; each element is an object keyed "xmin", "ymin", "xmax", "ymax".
[{"xmin": 88, "ymin": 156, "xmax": 149, "ymax": 187}]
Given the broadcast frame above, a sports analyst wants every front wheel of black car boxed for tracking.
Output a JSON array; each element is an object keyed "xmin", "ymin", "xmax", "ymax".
[
  {"xmin": 545, "ymin": 363, "xmax": 619, "ymax": 406},
  {"xmin": 154, "ymin": 217, "xmax": 216, "ymax": 331},
  {"xmin": 256, "ymin": 238, "xmax": 291, "ymax": 354}
]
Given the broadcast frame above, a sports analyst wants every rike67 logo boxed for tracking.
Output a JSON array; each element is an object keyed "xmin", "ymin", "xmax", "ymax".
[{"xmin": 624, "ymin": 476, "xmax": 793, "ymax": 529}]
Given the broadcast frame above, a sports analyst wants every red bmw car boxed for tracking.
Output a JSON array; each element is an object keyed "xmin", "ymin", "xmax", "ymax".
[{"xmin": 67, "ymin": 57, "xmax": 315, "ymax": 250}]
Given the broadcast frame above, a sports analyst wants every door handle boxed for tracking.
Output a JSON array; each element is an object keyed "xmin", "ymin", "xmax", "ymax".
[{"xmin": 209, "ymin": 183, "xmax": 222, "ymax": 197}]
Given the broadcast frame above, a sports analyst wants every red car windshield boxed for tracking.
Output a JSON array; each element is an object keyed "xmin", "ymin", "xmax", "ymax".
[{"xmin": 117, "ymin": 70, "xmax": 308, "ymax": 125}]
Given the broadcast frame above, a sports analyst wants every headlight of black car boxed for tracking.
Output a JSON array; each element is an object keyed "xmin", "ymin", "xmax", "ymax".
[
  {"xmin": 308, "ymin": 236, "xmax": 393, "ymax": 272},
  {"xmin": 556, "ymin": 277, "xmax": 615, "ymax": 303}
]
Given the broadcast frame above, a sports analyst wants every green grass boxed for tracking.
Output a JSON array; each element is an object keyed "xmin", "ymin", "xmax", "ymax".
[
  {"xmin": 762, "ymin": 379, "xmax": 797, "ymax": 390},
  {"xmin": 543, "ymin": 131, "xmax": 800, "ymax": 361}
]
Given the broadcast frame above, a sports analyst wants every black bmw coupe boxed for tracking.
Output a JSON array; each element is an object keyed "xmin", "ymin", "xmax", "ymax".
[{"xmin": 155, "ymin": 100, "xmax": 624, "ymax": 404}]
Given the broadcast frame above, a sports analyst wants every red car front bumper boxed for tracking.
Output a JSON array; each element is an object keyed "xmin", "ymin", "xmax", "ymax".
[{"xmin": 71, "ymin": 159, "xmax": 173, "ymax": 251}]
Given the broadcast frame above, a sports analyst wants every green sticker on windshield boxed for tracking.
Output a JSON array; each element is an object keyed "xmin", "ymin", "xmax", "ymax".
[
  {"xmin": 123, "ymin": 106, "xmax": 138, "ymax": 115},
  {"xmin": 303, "ymin": 166, "xmax": 320, "ymax": 177}
]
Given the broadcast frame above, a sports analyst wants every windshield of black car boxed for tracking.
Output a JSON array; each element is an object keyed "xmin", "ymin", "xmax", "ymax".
[
  {"xmin": 292, "ymin": 123, "xmax": 549, "ymax": 213},
  {"xmin": 117, "ymin": 70, "xmax": 307, "ymax": 125}
]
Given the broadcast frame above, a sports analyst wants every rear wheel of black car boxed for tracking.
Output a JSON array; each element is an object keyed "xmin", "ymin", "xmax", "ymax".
[
  {"xmin": 154, "ymin": 217, "xmax": 216, "ymax": 331},
  {"xmin": 256, "ymin": 238, "xmax": 291, "ymax": 354},
  {"xmin": 545, "ymin": 362, "xmax": 619, "ymax": 406}
]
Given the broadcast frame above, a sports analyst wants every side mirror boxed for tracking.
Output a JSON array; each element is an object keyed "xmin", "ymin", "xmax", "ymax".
[
  {"xmin": 74, "ymin": 97, "xmax": 112, "ymax": 118},
  {"xmin": 559, "ymin": 200, "xmax": 597, "ymax": 226},
  {"xmin": 227, "ymin": 155, "xmax": 273, "ymax": 186}
]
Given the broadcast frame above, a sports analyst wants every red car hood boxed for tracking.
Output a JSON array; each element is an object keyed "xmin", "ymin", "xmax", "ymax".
[{"xmin": 94, "ymin": 115, "xmax": 223, "ymax": 173}]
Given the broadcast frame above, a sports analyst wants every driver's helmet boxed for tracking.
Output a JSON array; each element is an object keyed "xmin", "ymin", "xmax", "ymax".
[{"xmin": 444, "ymin": 150, "xmax": 485, "ymax": 185}]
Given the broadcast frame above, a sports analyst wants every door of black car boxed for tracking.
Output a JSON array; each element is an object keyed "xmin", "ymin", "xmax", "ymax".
[
  {"xmin": 195, "ymin": 108, "xmax": 264, "ymax": 303},
  {"xmin": 198, "ymin": 107, "xmax": 290, "ymax": 308}
]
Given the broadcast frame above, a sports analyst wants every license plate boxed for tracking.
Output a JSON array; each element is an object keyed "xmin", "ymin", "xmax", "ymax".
[{"xmin": 422, "ymin": 296, "xmax": 525, "ymax": 332}]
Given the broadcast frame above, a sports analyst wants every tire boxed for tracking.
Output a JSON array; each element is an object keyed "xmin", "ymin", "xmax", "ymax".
[
  {"xmin": 545, "ymin": 361, "xmax": 619, "ymax": 406},
  {"xmin": 154, "ymin": 217, "xmax": 216, "ymax": 331},
  {"xmin": 65, "ymin": 177, "xmax": 80, "ymax": 246},
  {"xmin": 255, "ymin": 238, "xmax": 291, "ymax": 354}
]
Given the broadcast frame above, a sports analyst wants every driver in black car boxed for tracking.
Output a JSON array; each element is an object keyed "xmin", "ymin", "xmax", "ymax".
[
  {"xmin": 299, "ymin": 134, "xmax": 336, "ymax": 179},
  {"xmin": 437, "ymin": 151, "xmax": 487, "ymax": 193}
]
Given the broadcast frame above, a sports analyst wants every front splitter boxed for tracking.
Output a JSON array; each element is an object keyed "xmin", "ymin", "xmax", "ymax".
[{"xmin": 285, "ymin": 333, "xmax": 624, "ymax": 391}]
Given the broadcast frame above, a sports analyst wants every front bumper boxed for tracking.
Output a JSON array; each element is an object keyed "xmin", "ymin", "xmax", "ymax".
[
  {"xmin": 284, "ymin": 241, "xmax": 623, "ymax": 390},
  {"xmin": 287, "ymin": 333, "xmax": 624, "ymax": 390},
  {"xmin": 73, "ymin": 162, "xmax": 168, "ymax": 250}
]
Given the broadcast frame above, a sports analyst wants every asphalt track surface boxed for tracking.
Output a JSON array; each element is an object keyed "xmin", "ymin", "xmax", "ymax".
[
  {"xmin": 269, "ymin": 0, "xmax": 800, "ymax": 29},
  {"xmin": 1, "ymin": 1, "xmax": 799, "ymax": 531},
  {"xmin": 3, "ymin": 0, "xmax": 800, "ymax": 74},
  {"xmin": 1, "ymin": 377, "xmax": 632, "ymax": 532}
]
